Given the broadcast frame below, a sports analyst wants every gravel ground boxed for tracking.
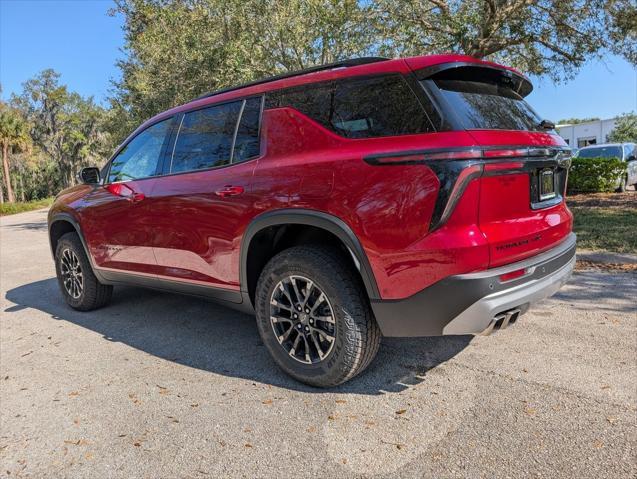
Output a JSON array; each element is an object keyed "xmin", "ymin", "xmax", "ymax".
[{"xmin": 1, "ymin": 209, "xmax": 636, "ymax": 478}]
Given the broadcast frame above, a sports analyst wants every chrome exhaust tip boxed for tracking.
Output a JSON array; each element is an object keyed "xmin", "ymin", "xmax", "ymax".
[{"xmin": 480, "ymin": 308, "xmax": 522, "ymax": 335}]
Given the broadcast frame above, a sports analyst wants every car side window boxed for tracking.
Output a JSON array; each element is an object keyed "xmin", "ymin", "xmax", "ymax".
[
  {"xmin": 265, "ymin": 75, "xmax": 434, "ymax": 138},
  {"xmin": 232, "ymin": 97, "xmax": 263, "ymax": 162},
  {"xmin": 331, "ymin": 75, "xmax": 434, "ymax": 138},
  {"xmin": 108, "ymin": 118, "xmax": 172, "ymax": 183},
  {"xmin": 170, "ymin": 101, "xmax": 242, "ymax": 173}
]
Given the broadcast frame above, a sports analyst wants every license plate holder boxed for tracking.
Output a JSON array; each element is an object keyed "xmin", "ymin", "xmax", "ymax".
[{"xmin": 538, "ymin": 168, "xmax": 556, "ymax": 201}]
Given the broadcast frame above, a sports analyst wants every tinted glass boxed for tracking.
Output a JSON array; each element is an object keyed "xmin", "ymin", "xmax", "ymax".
[
  {"xmin": 266, "ymin": 82, "xmax": 332, "ymax": 127},
  {"xmin": 108, "ymin": 118, "xmax": 171, "ymax": 183},
  {"xmin": 431, "ymin": 79, "xmax": 543, "ymax": 131},
  {"xmin": 331, "ymin": 76, "xmax": 432, "ymax": 138},
  {"xmin": 233, "ymin": 97, "xmax": 262, "ymax": 162},
  {"xmin": 171, "ymin": 102, "xmax": 242, "ymax": 173},
  {"xmin": 576, "ymin": 145, "xmax": 623, "ymax": 159},
  {"xmin": 266, "ymin": 75, "xmax": 433, "ymax": 138}
]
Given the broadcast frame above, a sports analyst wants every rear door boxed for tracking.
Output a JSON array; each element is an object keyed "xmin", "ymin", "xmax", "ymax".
[
  {"xmin": 149, "ymin": 96, "xmax": 263, "ymax": 290},
  {"xmin": 79, "ymin": 117, "xmax": 174, "ymax": 274}
]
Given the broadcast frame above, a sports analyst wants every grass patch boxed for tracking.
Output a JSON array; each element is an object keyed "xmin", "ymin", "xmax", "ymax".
[
  {"xmin": 0, "ymin": 198, "xmax": 54, "ymax": 216},
  {"xmin": 570, "ymin": 203, "xmax": 637, "ymax": 253}
]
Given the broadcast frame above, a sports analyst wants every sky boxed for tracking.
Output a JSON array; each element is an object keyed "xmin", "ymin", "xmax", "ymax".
[{"xmin": 1, "ymin": 0, "xmax": 636, "ymax": 121}]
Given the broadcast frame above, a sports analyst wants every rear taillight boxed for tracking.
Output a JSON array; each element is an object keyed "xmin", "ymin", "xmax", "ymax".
[{"xmin": 364, "ymin": 145, "xmax": 571, "ymax": 232}]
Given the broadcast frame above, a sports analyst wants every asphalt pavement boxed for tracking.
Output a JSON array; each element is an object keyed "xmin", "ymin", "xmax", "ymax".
[{"xmin": 1, "ymin": 208, "xmax": 635, "ymax": 478}]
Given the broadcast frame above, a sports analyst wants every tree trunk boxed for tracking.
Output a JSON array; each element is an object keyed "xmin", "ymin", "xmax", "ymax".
[
  {"xmin": 19, "ymin": 173, "xmax": 25, "ymax": 202},
  {"xmin": 1, "ymin": 143, "xmax": 15, "ymax": 203},
  {"xmin": 12, "ymin": 174, "xmax": 18, "ymax": 204}
]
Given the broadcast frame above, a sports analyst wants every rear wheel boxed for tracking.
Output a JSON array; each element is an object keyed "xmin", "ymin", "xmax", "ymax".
[
  {"xmin": 254, "ymin": 245, "xmax": 381, "ymax": 387},
  {"xmin": 617, "ymin": 175, "xmax": 627, "ymax": 192},
  {"xmin": 55, "ymin": 232, "xmax": 112, "ymax": 311}
]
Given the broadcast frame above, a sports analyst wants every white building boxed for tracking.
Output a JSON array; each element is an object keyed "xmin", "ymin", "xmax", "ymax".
[{"xmin": 556, "ymin": 117, "xmax": 617, "ymax": 148}]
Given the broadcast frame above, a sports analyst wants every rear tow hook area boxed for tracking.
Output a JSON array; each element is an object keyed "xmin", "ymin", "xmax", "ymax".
[{"xmin": 480, "ymin": 308, "xmax": 522, "ymax": 336}]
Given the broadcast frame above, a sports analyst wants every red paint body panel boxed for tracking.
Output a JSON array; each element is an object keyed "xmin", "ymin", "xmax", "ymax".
[{"xmin": 49, "ymin": 54, "xmax": 574, "ymax": 304}]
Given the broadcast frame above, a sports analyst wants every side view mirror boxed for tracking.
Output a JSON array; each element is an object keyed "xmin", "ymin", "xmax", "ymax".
[{"xmin": 78, "ymin": 167, "xmax": 101, "ymax": 185}]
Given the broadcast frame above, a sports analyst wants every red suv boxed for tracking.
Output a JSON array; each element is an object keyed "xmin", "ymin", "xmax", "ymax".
[{"xmin": 48, "ymin": 55, "xmax": 576, "ymax": 387}]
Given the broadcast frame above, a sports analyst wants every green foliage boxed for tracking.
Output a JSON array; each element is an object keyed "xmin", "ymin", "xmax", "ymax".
[
  {"xmin": 606, "ymin": 112, "xmax": 637, "ymax": 143},
  {"xmin": 373, "ymin": 0, "xmax": 636, "ymax": 82},
  {"xmin": 557, "ymin": 117, "xmax": 600, "ymax": 125},
  {"xmin": 110, "ymin": 0, "xmax": 637, "ymax": 141},
  {"xmin": 109, "ymin": 0, "xmax": 377, "ymax": 138},
  {"xmin": 10, "ymin": 69, "xmax": 113, "ymax": 192},
  {"xmin": 568, "ymin": 157, "xmax": 627, "ymax": 193},
  {"xmin": 0, "ymin": 197, "xmax": 54, "ymax": 216}
]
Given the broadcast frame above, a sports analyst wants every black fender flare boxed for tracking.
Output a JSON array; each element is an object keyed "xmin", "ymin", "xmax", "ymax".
[
  {"xmin": 48, "ymin": 212, "xmax": 108, "ymax": 282},
  {"xmin": 240, "ymin": 209, "xmax": 380, "ymax": 302}
]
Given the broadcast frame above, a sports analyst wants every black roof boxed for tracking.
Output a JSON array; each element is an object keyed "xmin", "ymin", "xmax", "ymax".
[{"xmin": 193, "ymin": 57, "xmax": 389, "ymax": 101}]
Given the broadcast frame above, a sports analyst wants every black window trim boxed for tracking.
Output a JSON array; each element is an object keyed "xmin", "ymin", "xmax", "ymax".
[{"xmin": 265, "ymin": 72, "xmax": 438, "ymax": 138}]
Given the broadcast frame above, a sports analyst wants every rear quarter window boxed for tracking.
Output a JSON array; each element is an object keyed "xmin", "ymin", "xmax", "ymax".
[{"xmin": 266, "ymin": 75, "xmax": 434, "ymax": 138}]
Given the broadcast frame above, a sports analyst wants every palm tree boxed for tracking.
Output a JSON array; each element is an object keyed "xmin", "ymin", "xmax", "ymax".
[{"xmin": 0, "ymin": 105, "xmax": 31, "ymax": 203}]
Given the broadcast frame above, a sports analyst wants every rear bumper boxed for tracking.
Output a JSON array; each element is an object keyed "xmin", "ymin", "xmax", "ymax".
[{"xmin": 371, "ymin": 233, "xmax": 576, "ymax": 337}]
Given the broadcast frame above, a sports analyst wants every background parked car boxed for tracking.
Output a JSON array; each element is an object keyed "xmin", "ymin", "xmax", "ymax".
[{"xmin": 574, "ymin": 143, "xmax": 637, "ymax": 192}]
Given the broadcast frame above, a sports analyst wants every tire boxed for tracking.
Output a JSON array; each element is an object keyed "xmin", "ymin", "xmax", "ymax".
[
  {"xmin": 617, "ymin": 175, "xmax": 627, "ymax": 193},
  {"xmin": 255, "ymin": 245, "xmax": 381, "ymax": 387},
  {"xmin": 55, "ymin": 232, "xmax": 113, "ymax": 311}
]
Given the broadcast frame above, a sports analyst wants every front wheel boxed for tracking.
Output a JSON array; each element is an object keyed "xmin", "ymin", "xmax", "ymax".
[
  {"xmin": 254, "ymin": 245, "xmax": 381, "ymax": 387},
  {"xmin": 55, "ymin": 232, "xmax": 113, "ymax": 311}
]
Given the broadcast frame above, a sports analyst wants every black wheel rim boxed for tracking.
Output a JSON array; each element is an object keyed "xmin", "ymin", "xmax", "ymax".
[
  {"xmin": 60, "ymin": 248, "xmax": 83, "ymax": 299},
  {"xmin": 269, "ymin": 275, "xmax": 336, "ymax": 364}
]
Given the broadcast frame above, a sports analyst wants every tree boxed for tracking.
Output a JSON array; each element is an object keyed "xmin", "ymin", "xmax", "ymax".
[
  {"xmin": 557, "ymin": 117, "xmax": 600, "ymax": 125},
  {"xmin": 0, "ymin": 103, "xmax": 31, "ymax": 203},
  {"xmin": 12, "ymin": 69, "xmax": 112, "ymax": 189},
  {"xmin": 109, "ymin": 0, "xmax": 377, "ymax": 138},
  {"xmin": 607, "ymin": 112, "xmax": 637, "ymax": 143},
  {"xmin": 110, "ymin": 0, "xmax": 636, "ymax": 138},
  {"xmin": 373, "ymin": 0, "xmax": 636, "ymax": 81}
]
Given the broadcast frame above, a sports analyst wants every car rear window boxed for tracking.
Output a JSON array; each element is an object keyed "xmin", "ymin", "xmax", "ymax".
[
  {"xmin": 422, "ymin": 67, "xmax": 543, "ymax": 132},
  {"xmin": 577, "ymin": 146, "xmax": 623, "ymax": 159},
  {"xmin": 266, "ymin": 75, "xmax": 434, "ymax": 138}
]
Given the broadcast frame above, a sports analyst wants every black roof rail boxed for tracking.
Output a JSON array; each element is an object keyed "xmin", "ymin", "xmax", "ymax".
[{"xmin": 192, "ymin": 57, "xmax": 390, "ymax": 101}]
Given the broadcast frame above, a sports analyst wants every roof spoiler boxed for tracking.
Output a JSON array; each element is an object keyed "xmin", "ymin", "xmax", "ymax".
[{"xmin": 414, "ymin": 62, "xmax": 533, "ymax": 97}]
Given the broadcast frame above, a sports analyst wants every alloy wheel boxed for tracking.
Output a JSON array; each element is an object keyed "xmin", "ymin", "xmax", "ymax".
[
  {"xmin": 269, "ymin": 275, "xmax": 336, "ymax": 364},
  {"xmin": 60, "ymin": 248, "xmax": 83, "ymax": 299}
]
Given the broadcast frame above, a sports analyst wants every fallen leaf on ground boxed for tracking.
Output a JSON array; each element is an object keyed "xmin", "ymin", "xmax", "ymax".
[{"xmin": 395, "ymin": 409, "xmax": 407, "ymax": 415}]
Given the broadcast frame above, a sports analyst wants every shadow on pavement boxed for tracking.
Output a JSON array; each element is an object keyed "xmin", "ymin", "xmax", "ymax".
[
  {"xmin": 5, "ymin": 278, "xmax": 472, "ymax": 395},
  {"xmin": 552, "ymin": 271, "xmax": 636, "ymax": 314}
]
